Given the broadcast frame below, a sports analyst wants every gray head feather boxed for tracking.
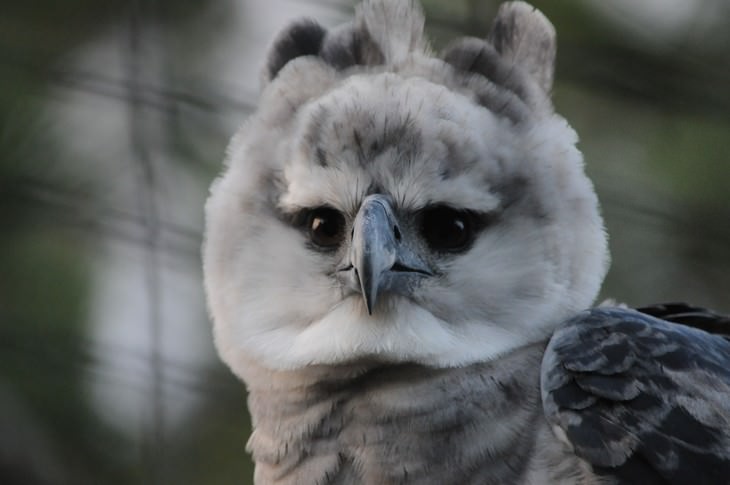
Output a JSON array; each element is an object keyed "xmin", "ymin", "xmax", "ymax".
[
  {"xmin": 205, "ymin": 0, "xmax": 608, "ymax": 375},
  {"xmin": 357, "ymin": 0, "xmax": 426, "ymax": 64},
  {"xmin": 488, "ymin": 1, "xmax": 557, "ymax": 93}
]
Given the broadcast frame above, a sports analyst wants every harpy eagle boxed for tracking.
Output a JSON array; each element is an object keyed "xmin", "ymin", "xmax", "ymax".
[{"xmin": 202, "ymin": 1, "xmax": 730, "ymax": 483}]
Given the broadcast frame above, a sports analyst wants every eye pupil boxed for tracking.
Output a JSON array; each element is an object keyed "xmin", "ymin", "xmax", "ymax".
[
  {"xmin": 420, "ymin": 206, "xmax": 474, "ymax": 252},
  {"xmin": 308, "ymin": 207, "xmax": 345, "ymax": 248}
]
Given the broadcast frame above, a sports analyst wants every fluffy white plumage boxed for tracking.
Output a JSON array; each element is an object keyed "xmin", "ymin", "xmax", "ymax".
[{"xmin": 204, "ymin": 1, "xmax": 608, "ymax": 375}]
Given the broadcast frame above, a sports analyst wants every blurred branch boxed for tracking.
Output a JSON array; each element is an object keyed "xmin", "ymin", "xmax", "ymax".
[
  {"xmin": 0, "ymin": 322, "xmax": 241, "ymax": 402},
  {"xmin": 0, "ymin": 47, "xmax": 257, "ymax": 116},
  {"xmin": 7, "ymin": 179, "xmax": 201, "ymax": 259},
  {"xmin": 561, "ymin": 42, "xmax": 730, "ymax": 121},
  {"xmin": 125, "ymin": 4, "xmax": 166, "ymax": 479}
]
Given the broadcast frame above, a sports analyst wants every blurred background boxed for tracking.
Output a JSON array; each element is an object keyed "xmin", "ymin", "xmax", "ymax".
[{"xmin": 1, "ymin": 0, "xmax": 729, "ymax": 483}]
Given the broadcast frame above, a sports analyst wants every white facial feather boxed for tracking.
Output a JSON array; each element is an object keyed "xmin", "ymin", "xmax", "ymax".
[{"xmin": 203, "ymin": 0, "xmax": 609, "ymax": 374}]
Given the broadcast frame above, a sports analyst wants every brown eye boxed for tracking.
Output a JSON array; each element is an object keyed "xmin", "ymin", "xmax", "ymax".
[
  {"xmin": 307, "ymin": 207, "xmax": 346, "ymax": 249},
  {"xmin": 420, "ymin": 206, "xmax": 477, "ymax": 252}
]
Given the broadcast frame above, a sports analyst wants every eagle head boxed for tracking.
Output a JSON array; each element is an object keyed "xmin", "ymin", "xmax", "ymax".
[{"xmin": 203, "ymin": 0, "xmax": 609, "ymax": 377}]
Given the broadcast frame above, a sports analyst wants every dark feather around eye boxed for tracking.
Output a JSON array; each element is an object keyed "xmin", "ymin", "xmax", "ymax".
[{"xmin": 418, "ymin": 206, "xmax": 492, "ymax": 253}]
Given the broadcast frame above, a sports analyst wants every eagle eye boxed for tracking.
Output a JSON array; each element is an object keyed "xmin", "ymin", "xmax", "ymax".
[
  {"xmin": 419, "ymin": 206, "xmax": 477, "ymax": 252},
  {"xmin": 307, "ymin": 207, "xmax": 346, "ymax": 249}
]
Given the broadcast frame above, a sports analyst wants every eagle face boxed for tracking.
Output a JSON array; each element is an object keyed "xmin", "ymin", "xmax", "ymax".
[{"xmin": 203, "ymin": 0, "xmax": 609, "ymax": 376}]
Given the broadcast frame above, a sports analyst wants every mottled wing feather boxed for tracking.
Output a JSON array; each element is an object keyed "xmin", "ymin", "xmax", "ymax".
[
  {"xmin": 541, "ymin": 306, "xmax": 730, "ymax": 484},
  {"xmin": 636, "ymin": 302, "xmax": 730, "ymax": 341}
]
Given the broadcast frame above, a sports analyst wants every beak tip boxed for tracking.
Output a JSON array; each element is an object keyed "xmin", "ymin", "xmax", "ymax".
[
  {"xmin": 363, "ymin": 292, "xmax": 375, "ymax": 315},
  {"xmin": 356, "ymin": 273, "xmax": 373, "ymax": 315}
]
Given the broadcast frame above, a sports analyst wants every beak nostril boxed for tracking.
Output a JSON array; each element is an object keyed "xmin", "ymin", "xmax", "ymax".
[{"xmin": 393, "ymin": 225, "xmax": 401, "ymax": 241}]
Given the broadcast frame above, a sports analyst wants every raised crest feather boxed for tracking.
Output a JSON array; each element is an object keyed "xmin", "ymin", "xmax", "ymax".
[
  {"xmin": 264, "ymin": 0, "xmax": 427, "ymax": 84},
  {"xmin": 488, "ymin": 1, "xmax": 557, "ymax": 92},
  {"xmin": 357, "ymin": 0, "xmax": 427, "ymax": 65},
  {"xmin": 265, "ymin": 20, "xmax": 326, "ymax": 82}
]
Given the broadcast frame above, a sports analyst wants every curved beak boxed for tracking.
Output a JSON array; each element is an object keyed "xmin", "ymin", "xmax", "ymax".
[{"xmin": 350, "ymin": 194, "xmax": 432, "ymax": 314}]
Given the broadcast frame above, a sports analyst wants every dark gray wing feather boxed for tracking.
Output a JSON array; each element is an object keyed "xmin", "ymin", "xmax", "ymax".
[
  {"xmin": 636, "ymin": 302, "xmax": 730, "ymax": 340},
  {"xmin": 541, "ymin": 305, "xmax": 730, "ymax": 484}
]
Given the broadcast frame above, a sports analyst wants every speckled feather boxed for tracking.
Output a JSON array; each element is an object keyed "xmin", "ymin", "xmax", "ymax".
[
  {"xmin": 244, "ymin": 343, "xmax": 598, "ymax": 485},
  {"xmin": 542, "ymin": 305, "xmax": 730, "ymax": 484}
]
